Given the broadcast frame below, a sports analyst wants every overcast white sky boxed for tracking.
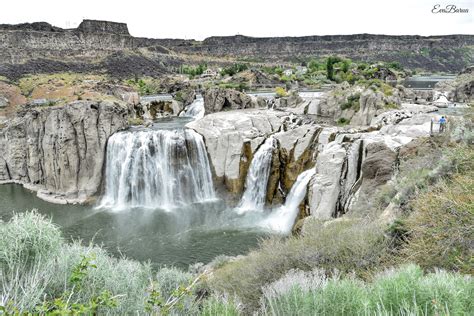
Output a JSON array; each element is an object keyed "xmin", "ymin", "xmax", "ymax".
[{"xmin": 0, "ymin": 0, "xmax": 472, "ymax": 39}]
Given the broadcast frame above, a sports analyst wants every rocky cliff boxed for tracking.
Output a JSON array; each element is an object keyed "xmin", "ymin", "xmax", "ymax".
[
  {"xmin": 0, "ymin": 20, "xmax": 184, "ymax": 79},
  {"xmin": 0, "ymin": 101, "xmax": 128, "ymax": 203},
  {"xmin": 187, "ymin": 99, "xmax": 452, "ymax": 230},
  {"xmin": 176, "ymin": 34, "xmax": 473, "ymax": 73},
  {"xmin": 0, "ymin": 20, "xmax": 472, "ymax": 79}
]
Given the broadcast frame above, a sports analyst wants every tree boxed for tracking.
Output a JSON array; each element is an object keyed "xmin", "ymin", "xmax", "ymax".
[{"xmin": 326, "ymin": 56, "xmax": 342, "ymax": 81}]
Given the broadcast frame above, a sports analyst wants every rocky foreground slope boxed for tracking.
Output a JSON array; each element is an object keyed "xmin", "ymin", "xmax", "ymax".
[{"xmin": 0, "ymin": 19, "xmax": 473, "ymax": 79}]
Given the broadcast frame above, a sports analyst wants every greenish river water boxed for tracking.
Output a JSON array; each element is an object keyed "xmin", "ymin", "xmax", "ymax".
[{"xmin": 0, "ymin": 184, "xmax": 267, "ymax": 269}]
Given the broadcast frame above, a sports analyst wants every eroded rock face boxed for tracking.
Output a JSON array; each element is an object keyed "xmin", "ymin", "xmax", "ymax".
[
  {"xmin": 434, "ymin": 72, "xmax": 474, "ymax": 103},
  {"xmin": 0, "ymin": 101, "xmax": 128, "ymax": 203},
  {"xmin": 187, "ymin": 110, "xmax": 321, "ymax": 203},
  {"xmin": 203, "ymin": 88, "xmax": 257, "ymax": 113},
  {"xmin": 187, "ymin": 110, "xmax": 286, "ymax": 194}
]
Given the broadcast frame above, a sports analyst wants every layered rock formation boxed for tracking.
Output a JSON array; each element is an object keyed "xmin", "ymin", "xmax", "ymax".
[
  {"xmin": 174, "ymin": 34, "xmax": 474, "ymax": 73},
  {"xmin": 0, "ymin": 20, "xmax": 183, "ymax": 79},
  {"xmin": 0, "ymin": 101, "xmax": 128, "ymax": 203},
  {"xmin": 1, "ymin": 20, "xmax": 472, "ymax": 79}
]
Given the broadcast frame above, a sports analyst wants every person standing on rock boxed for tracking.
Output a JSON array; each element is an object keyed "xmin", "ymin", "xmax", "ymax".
[{"xmin": 439, "ymin": 116, "xmax": 447, "ymax": 133}]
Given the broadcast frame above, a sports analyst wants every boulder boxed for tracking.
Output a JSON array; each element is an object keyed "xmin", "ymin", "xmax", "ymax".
[
  {"xmin": 0, "ymin": 96, "xmax": 7, "ymax": 108},
  {"xmin": 203, "ymin": 88, "xmax": 257, "ymax": 113}
]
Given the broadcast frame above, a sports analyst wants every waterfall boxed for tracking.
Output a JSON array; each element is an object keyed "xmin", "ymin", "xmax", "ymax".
[
  {"xmin": 180, "ymin": 95, "xmax": 205, "ymax": 119},
  {"xmin": 98, "ymin": 128, "xmax": 215, "ymax": 210},
  {"xmin": 260, "ymin": 168, "xmax": 315, "ymax": 234},
  {"xmin": 236, "ymin": 137, "xmax": 276, "ymax": 213}
]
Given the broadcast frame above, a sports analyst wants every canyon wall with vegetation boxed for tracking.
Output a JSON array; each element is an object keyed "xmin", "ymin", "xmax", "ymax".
[{"xmin": 0, "ymin": 20, "xmax": 473, "ymax": 79}]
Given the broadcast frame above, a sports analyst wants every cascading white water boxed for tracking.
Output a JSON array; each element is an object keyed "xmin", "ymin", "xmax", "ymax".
[
  {"xmin": 180, "ymin": 95, "xmax": 205, "ymax": 119},
  {"xmin": 98, "ymin": 128, "xmax": 215, "ymax": 210},
  {"xmin": 260, "ymin": 168, "xmax": 315, "ymax": 234},
  {"xmin": 236, "ymin": 137, "xmax": 277, "ymax": 213}
]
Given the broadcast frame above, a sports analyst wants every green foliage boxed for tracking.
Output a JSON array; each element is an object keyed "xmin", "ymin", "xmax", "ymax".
[
  {"xmin": 384, "ymin": 102, "xmax": 399, "ymax": 109},
  {"xmin": 337, "ymin": 117, "xmax": 350, "ymax": 125},
  {"xmin": 125, "ymin": 77, "xmax": 160, "ymax": 95},
  {"xmin": 220, "ymin": 63, "xmax": 248, "ymax": 76},
  {"xmin": 307, "ymin": 59, "xmax": 323, "ymax": 72},
  {"xmin": 275, "ymin": 87, "xmax": 288, "ymax": 97},
  {"xmin": 387, "ymin": 61, "xmax": 403, "ymax": 70},
  {"xmin": 69, "ymin": 254, "xmax": 97, "ymax": 287},
  {"xmin": 210, "ymin": 219, "xmax": 388, "ymax": 309},
  {"xmin": 145, "ymin": 272, "xmax": 205, "ymax": 315},
  {"xmin": 326, "ymin": 56, "xmax": 342, "ymax": 81},
  {"xmin": 261, "ymin": 264, "xmax": 473, "ymax": 315},
  {"xmin": 201, "ymin": 296, "xmax": 241, "ymax": 316},
  {"xmin": 36, "ymin": 254, "xmax": 119, "ymax": 315},
  {"xmin": 1, "ymin": 212, "xmax": 162, "ymax": 314},
  {"xmin": 179, "ymin": 64, "xmax": 207, "ymax": 78},
  {"xmin": 0, "ymin": 211, "xmax": 62, "ymax": 271},
  {"xmin": 420, "ymin": 47, "xmax": 430, "ymax": 57},
  {"xmin": 381, "ymin": 82, "xmax": 394, "ymax": 96},
  {"xmin": 340, "ymin": 93, "xmax": 360, "ymax": 111},
  {"xmin": 397, "ymin": 162, "xmax": 474, "ymax": 273},
  {"xmin": 218, "ymin": 82, "xmax": 249, "ymax": 92},
  {"xmin": 261, "ymin": 66, "xmax": 284, "ymax": 76},
  {"xmin": 128, "ymin": 117, "xmax": 144, "ymax": 126}
]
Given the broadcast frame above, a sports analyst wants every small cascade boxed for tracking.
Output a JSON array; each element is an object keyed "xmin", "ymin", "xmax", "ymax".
[
  {"xmin": 236, "ymin": 137, "xmax": 277, "ymax": 213},
  {"xmin": 98, "ymin": 128, "xmax": 215, "ymax": 210},
  {"xmin": 260, "ymin": 168, "xmax": 315, "ymax": 234},
  {"xmin": 180, "ymin": 95, "xmax": 205, "ymax": 119}
]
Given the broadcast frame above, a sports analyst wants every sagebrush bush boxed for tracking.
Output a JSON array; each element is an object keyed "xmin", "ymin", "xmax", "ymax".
[
  {"xmin": 261, "ymin": 264, "xmax": 473, "ymax": 316},
  {"xmin": 0, "ymin": 211, "xmax": 200, "ymax": 315},
  {"xmin": 0, "ymin": 210, "xmax": 62, "ymax": 270}
]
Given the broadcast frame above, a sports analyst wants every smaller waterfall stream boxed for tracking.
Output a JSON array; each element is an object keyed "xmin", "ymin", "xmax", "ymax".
[
  {"xmin": 260, "ymin": 168, "xmax": 315, "ymax": 234},
  {"xmin": 98, "ymin": 127, "xmax": 215, "ymax": 210},
  {"xmin": 236, "ymin": 137, "xmax": 277, "ymax": 213},
  {"xmin": 180, "ymin": 95, "xmax": 205, "ymax": 119}
]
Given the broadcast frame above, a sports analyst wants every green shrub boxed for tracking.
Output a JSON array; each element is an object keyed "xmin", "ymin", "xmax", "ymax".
[
  {"xmin": 220, "ymin": 63, "xmax": 248, "ymax": 77},
  {"xmin": 261, "ymin": 264, "xmax": 473, "ymax": 316},
  {"xmin": 326, "ymin": 56, "xmax": 342, "ymax": 81},
  {"xmin": 179, "ymin": 64, "xmax": 207, "ymax": 78},
  {"xmin": 0, "ymin": 211, "xmax": 62, "ymax": 271},
  {"xmin": 337, "ymin": 117, "xmax": 350, "ymax": 125},
  {"xmin": 275, "ymin": 87, "xmax": 288, "ymax": 97},
  {"xmin": 209, "ymin": 219, "xmax": 388, "ymax": 310},
  {"xmin": 397, "ymin": 172, "xmax": 474, "ymax": 274},
  {"xmin": 128, "ymin": 117, "xmax": 144, "ymax": 126},
  {"xmin": 340, "ymin": 93, "xmax": 360, "ymax": 111},
  {"xmin": 200, "ymin": 295, "xmax": 241, "ymax": 316},
  {"xmin": 384, "ymin": 102, "xmax": 400, "ymax": 109}
]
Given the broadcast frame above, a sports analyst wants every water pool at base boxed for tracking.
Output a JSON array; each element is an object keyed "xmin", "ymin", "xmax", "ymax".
[{"xmin": 0, "ymin": 184, "xmax": 268, "ymax": 269}]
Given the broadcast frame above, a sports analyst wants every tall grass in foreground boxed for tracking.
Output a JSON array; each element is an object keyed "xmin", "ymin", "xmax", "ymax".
[
  {"xmin": 261, "ymin": 264, "xmax": 473, "ymax": 316},
  {"xmin": 0, "ymin": 210, "xmax": 242, "ymax": 315}
]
